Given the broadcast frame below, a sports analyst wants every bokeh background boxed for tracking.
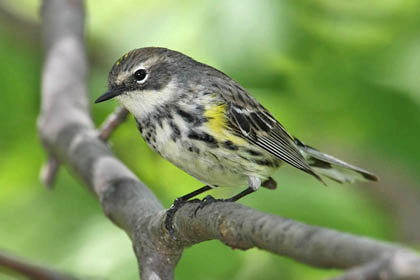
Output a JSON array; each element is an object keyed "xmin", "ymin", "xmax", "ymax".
[{"xmin": 1, "ymin": 0, "xmax": 420, "ymax": 279}]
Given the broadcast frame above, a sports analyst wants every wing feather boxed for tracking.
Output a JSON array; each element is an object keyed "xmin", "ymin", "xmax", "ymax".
[
  {"xmin": 202, "ymin": 74, "xmax": 321, "ymax": 181},
  {"xmin": 226, "ymin": 101, "xmax": 322, "ymax": 181}
]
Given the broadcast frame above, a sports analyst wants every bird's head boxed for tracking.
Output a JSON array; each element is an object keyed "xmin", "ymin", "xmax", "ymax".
[{"xmin": 95, "ymin": 47, "xmax": 198, "ymax": 119}]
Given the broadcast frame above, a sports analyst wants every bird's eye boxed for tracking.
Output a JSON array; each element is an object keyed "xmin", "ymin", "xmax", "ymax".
[{"xmin": 133, "ymin": 69, "xmax": 148, "ymax": 83}]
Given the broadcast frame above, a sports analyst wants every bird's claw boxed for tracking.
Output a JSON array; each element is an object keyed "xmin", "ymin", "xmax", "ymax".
[
  {"xmin": 165, "ymin": 198, "xmax": 200, "ymax": 239},
  {"xmin": 194, "ymin": 195, "xmax": 224, "ymax": 216},
  {"xmin": 165, "ymin": 194, "xmax": 229, "ymax": 238}
]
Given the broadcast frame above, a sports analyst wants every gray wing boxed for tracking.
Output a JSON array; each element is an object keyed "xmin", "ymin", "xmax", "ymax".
[{"xmin": 220, "ymin": 83, "xmax": 321, "ymax": 181}]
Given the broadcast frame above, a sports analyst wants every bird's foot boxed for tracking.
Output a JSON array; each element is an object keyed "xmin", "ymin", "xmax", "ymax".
[
  {"xmin": 165, "ymin": 197, "xmax": 199, "ymax": 239},
  {"xmin": 194, "ymin": 195, "xmax": 227, "ymax": 216}
]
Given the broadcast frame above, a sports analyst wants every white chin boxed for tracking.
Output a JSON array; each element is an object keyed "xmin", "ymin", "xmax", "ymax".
[{"xmin": 116, "ymin": 82, "xmax": 175, "ymax": 120}]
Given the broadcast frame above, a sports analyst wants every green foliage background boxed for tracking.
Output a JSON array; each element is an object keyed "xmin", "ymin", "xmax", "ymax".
[{"xmin": 1, "ymin": 0, "xmax": 419, "ymax": 279}]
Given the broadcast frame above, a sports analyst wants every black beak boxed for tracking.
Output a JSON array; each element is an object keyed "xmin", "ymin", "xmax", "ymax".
[{"xmin": 95, "ymin": 88, "xmax": 124, "ymax": 103}]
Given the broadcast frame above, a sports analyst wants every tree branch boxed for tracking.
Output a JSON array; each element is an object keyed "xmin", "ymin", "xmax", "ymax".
[
  {"xmin": 98, "ymin": 106, "xmax": 129, "ymax": 141},
  {"xmin": 332, "ymin": 252, "xmax": 420, "ymax": 280},
  {"xmin": 0, "ymin": 250, "xmax": 78, "ymax": 280},
  {"xmin": 40, "ymin": 155, "xmax": 60, "ymax": 189},
  {"xmin": 38, "ymin": 0, "xmax": 420, "ymax": 279},
  {"xmin": 0, "ymin": 1, "xmax": 40, "ymax": 45},
  {"xmin": 39, "ymin": 1, "xmax": 180, "ymax": 278}
]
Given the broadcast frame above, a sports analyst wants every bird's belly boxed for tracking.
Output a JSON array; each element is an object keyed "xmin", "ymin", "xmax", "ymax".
[
  {"xmin": 165, "ymin": 149, "xmax": 252, "ymax": 187},
  {"xmin": 141, "ymin": 127, "xmax": 278, "ymax": 188},
  {"xmin": 164, "ymin": 144, "xmax": 250, "ymax": 187}
]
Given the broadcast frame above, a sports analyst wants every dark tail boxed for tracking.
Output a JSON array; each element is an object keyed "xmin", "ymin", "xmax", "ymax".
[{"xmin": 295, "ymin": 138, "xmax": 378, "ymax": 184}]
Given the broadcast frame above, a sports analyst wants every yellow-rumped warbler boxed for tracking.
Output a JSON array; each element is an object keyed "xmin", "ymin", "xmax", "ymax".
[{"xmin": 95, "ymin": 47, "xmax": 377, "ymax": 232}]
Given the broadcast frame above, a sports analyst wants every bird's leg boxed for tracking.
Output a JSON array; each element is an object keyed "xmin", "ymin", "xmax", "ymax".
[
  {"xmin": 194, "ymin": 187, "xmax": 256, "ymax": 216},
  {"xmin": 226, "ymin": 176, "xmax": 260, "ymax": 201},
  {"xmin": 165, "ymin": 185, "xmax": 213, "ymax": 237},
  {"xmin": 194, "ymin": 176, "xmax": 260, "ymax": 215},
  {"xmin": 224, "ymin": 187, "xmax": 255, "ymax": 202},
  {"xmin": 173, "ymin": 185, "xmax": 213, "ymax": 204}
]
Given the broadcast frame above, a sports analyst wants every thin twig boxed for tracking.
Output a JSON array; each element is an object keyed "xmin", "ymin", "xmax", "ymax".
[
  {"xmin": 98, "ymin": 106, "xmax": 129, "ymax": 141},
  {"xmin": 40, "ymin": 156, "xmax": 60, "ymax": 189},
  {"xmin": 332, "ymin": 251, "xmax": 420, "ymax": 280},
  {"xmin": 0, "ymin": 250, "xmax": 78, "ymax": 280}
]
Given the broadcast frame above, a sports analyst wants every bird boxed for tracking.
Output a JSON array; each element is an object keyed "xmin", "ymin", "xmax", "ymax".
[{"xmin": 95, "ymin": 47, "xmax": 378, "ymax": 233}]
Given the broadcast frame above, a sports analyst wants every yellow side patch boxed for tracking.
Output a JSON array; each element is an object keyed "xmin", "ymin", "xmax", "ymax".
[{"xmin": 204, "ymin": 104, "xmax": 247, "ymax": 145}]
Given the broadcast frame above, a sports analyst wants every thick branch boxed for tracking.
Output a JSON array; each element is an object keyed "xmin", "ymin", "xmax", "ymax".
[
  {"xmin": 39, "ymin": 0, "xmax": 180, "ymax": 279},
  {"xmin": 142, "ymin": 202, "xmax": 420, "ymax": 274},
  {"xmin": 38, "ymin": 1, "xmax": 420, "ymax": 279}
]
